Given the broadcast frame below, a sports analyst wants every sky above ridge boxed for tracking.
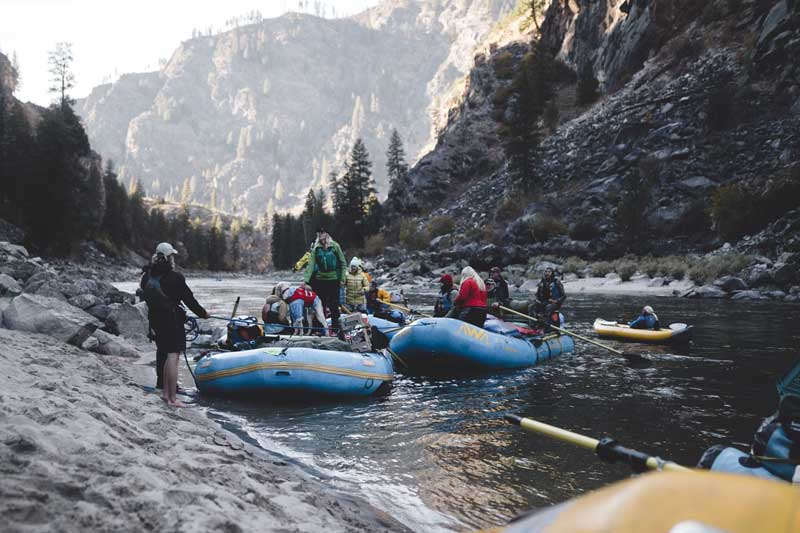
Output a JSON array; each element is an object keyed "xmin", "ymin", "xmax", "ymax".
[{"xmin": 1, "ymin": 0, "xmax": 381, "ymax": 106}]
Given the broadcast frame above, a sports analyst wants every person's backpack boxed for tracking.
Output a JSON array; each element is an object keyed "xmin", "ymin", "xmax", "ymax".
[
  {"xmin": 316, "ymin": 246, "xmax": 339, "ymax": 273},
  {"xmin": 142, "ymin": 274, "xmax": 178, "ymax": 313}
]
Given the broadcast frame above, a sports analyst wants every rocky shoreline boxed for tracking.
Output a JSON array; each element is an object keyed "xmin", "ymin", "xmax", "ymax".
[{"xmin": 0, "ymin": 241, "xmax": 408, "ymax": 532}]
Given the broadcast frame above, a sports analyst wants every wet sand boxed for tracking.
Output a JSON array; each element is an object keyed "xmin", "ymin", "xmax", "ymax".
[{"xmin": 0, "ymin": 328, "xmax": 408, "ymax": 532}]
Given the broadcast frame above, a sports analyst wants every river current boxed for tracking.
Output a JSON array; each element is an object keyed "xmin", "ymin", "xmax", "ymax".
[{"xmin": 117, "ymin": 276, "xmax": 800, "ymax": 531}]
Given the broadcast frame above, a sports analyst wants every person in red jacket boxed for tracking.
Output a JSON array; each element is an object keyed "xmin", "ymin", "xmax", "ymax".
[
  {"xmin": 282, "ymin": 283, "xmax": 328, "ymax": 335},
  {"xmin": 451, "ymin": 266, "xmax": 488, "ymax": 327}
]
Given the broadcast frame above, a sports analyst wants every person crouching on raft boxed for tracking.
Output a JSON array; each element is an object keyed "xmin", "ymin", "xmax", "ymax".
[
  {"xmin": 140, "ymin": 242, "xmax": 208, "ymax": 407},
  {"xmin": 283, "ymin": 283, "xmax": 328, "ymax": 335},
  {"xmin": 628, "ymin": 305, "xmax": 660, "ymax": 330},
  {"xmin": 534, "ymin": 267, "xmax": 566, "ymax": 332},
  {"xmin": 434, "ymin": 274, "xmax": 459, "ymax": 317},
  {"xmin": 304, "ymin": 227, "xmax": 347, "ymax": 332},
  {"xmin": 450, "ymin": 266, "xmax": 487, "ymax": 327}
]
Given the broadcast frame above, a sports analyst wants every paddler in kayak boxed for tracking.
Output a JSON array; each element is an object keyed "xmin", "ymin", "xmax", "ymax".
[
  {"xmin": 533, "ymin": 267, "xmax": 565, "ymax": 332},
  {"xmin": 627, "ymin": 305, "xmax": 660, "ymax": 330},
  {"xmin": 449, "ymin": 266, "xmax": 488, "ymax": 327}
]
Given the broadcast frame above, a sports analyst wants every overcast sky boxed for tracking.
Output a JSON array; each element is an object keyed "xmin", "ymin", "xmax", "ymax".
[{"xmin": 1, "ymin": 0, "xmax": 381, "ymax": 106}]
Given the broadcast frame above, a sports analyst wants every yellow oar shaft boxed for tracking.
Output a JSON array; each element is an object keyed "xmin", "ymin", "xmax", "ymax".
[
  {"xmin": 506, "ymin": 414, "xmax": 691, "ymax": 473},
  {"xmin": 498, "ymin": 305, "xmax": 623, "ymax": 356}
]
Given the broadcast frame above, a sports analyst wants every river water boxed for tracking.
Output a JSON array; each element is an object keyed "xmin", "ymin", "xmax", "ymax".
[{"xmin": 117, "ymin": 276, "xmax": 800, "ymax": 531}]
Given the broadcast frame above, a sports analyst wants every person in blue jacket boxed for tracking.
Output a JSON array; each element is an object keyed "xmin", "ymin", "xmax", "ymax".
[{"xmin": 628, "ymin": 305, "xmax": 660, "ymax": 330}]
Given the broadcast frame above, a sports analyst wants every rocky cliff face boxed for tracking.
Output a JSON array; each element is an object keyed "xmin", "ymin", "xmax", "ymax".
[
  {"xmin": 393, "ymin": 0, "xmax": 800, "ymax": 263},
  {"xmin": 77, "ymin": 0, "xmax": 516, "ymax": 218}
]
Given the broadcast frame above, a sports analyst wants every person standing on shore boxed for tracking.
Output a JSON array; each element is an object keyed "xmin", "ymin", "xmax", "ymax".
[
  {"xmin": 304, "ymin": 228, "xmax": 347, "ymax": 333},
  {"xmin": 140, "ymin": 242, "xmax": 209, "ymax": 406}
]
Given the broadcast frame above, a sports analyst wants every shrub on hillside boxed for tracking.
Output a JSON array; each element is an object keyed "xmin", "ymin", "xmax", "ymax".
[
  {"xmin": 363, "ymin": 233, "xmax": 385, "ymax": 257},
  {"xmin": 427, "ymin": 216, "xmax": 456, "ymax": 238},
  {"xmin": 687, "ymin": 253, "xmax": 753, "ymax": 284},
  {"xmin": 398, "ymin": 220, "xmax": 430, "ymax": 251},
  {"xmin": 528, "ymin": 216, "xmax": 567, "ymax": 242},
  {"xmin": 576, "ymin": 62, "xmax": 600, "ymax": 105},
  {"xmin": 614, "ymin": 259, "xmax": 638, "ymax": 281},
  {"xmin": 495, "ymin": 195, "xmax": 528, "ymax": 221},
  {"xmin": 493, "ymin": 50, "xmax": 517, "ymax": 80},
  {"xmin": 591, "ymin": 261, "xmax": 615, "ymax": 277},
  {"xmin": 709, "ymin": 184, "xmax": 753, "ymax": 241},
  {"xmin": 561, "ymin": 256, "xmax": 588, "ymax": 275},
  {"xmin": 568, "ymin": 217, "xmax": 601, "ymax": 240},
  {"xmin": 543, "ymin": 101, "xmax": 560, "ymax": 133}
]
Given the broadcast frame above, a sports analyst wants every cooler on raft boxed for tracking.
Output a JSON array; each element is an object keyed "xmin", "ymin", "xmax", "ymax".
[
  {"xmin": 388, "ymin": 317, "xmax": 574, "ymax": 373},
  {"xmin": 194, "ymin": 346, "xmax": 394, "ymax": 398}
]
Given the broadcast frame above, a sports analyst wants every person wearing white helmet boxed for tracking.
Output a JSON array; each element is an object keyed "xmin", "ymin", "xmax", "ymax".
[
  {"xmin": 344, "ymin": 256, "xmax": 369, "ymax": 312},
  {"xmin": 628, "ymin": 305, "xmax": 660, "ymax": 330},
  {"xmin": 139, "ymin": 242, "xmax": 209, "ymax": 406}
]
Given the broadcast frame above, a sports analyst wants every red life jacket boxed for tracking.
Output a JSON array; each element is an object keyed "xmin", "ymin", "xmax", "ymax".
[{"xmin": 286, "ymin": 286, "xmax": 317, "ymax": 306}]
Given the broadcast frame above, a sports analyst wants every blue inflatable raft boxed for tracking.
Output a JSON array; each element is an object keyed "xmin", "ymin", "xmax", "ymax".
[
  {"xmin": 388, "ymin": 317, "xmax": 574, "ymax": 372},
  {"xmin": 194, "ymin": 346, "xmax": 394, "ymax": 398}
]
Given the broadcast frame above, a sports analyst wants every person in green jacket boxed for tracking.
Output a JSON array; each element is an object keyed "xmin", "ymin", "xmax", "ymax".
[{"xmin": 304, "ymin": 227, "xmax": 347, "ymax": 332}]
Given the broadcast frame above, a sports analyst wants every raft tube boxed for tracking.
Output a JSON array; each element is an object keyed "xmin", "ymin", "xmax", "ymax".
[
  {"xmin": 388, "ymin": 317, "xmax": 574, "ymax": 372},
  {"xmin": 593, "ymin": 318, "xmax": 693, "ymax": 344},
  {"xmin": 194, "ymin": 346, "xmax": 393, "ymax": 398},
  {"xmin": 499, "ymin": 471, "xmax": 799, "ymax": 532}
]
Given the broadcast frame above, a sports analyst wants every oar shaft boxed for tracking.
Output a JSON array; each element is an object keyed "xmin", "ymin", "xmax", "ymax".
[
  {"xmin": 499, "ymin": 305, "xmax": 623, "ymax": 356},
  {"xmin": 507, "ymin": 414, "xmax": 598, "ymax": 451},
  {"xmin": 505, "ymin": 414, "xmax": 691, "ymax": 473},
  {"xmin": 383, "ymin": 300, "xmax": 432, "ymax": 318}
]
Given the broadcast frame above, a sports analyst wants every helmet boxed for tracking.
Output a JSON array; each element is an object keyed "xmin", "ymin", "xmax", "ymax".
[
  {"xmin": 349, "ymin": 257, "xmax": 362, "ymax": 269},
  {"xmin": 643, "ymin": 305, "xmax": 655, "ymax": 315},
  {"xmin": 155, "ymin": 242, "xmax": 178, "ymax": 257}
]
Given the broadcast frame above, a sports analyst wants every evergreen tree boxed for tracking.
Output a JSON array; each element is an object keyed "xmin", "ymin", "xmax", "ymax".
[
  {"xmin": 340, "ymin": 138, "xmax": 376, "ymax": 247},
  {"xmin": 386, "ymin": 129, "xmax": 408, "ymax": 198},
  {"xmin": 502, "ymin": 44, "xmax": 553, "ymax": 193},
  {"xmin": 576, "ymin": 61, "xmax": 599, "ymax": 105},
  {"xmin": 48, "ymin": 42, "xmax": 76, "ymax": 109},
  {"xmin": 543, "ymin": 101, "xmax": 560, "ymax": 133}
]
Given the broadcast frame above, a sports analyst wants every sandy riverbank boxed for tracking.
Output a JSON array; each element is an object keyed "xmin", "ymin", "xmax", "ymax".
[{"xmin": 0, "ymin": 329, "xmax": 408, "ymax": 532}]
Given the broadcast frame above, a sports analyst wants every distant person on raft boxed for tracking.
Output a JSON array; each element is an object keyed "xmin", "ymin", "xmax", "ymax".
[
  {"xmin": 534, "ymin": 267, "xmax": 566, "ymax": 332},
  {"xmin": 487, "ymin": 266, "xmax": 510, "ymax": 311},
  {"xmin": 434, "ymin": 274, "xmax": 459, "ymax": 317},
  {"xmin": 140, "ymin": 242, "xmax": 208, "ymax": 407},
  {"xmin": 304, "ymin": 227, "xmax": 347, "ymax": 333},
  {"xmin": 627, "ymin": 306, "xmax": 660, "ymax": 330},
  {"xmin": 449, "ymin": 266, "xmax": 488, "ymax": 327}
]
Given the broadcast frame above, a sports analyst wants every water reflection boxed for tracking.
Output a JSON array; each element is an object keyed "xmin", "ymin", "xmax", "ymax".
[{"xmin": 116, "ymin": 276, "xmax": 800, "ymax": 531}]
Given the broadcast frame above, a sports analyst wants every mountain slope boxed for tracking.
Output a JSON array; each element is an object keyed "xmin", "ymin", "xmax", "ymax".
[{"xmin": 77, "ymin": 0, "xmax": 516, "ymax": 219}]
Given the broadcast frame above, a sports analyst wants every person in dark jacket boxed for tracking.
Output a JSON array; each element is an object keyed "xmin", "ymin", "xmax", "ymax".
[
  {"xmin": 533, "ymin": 267, "xmax": 566, "ymax": 332},
  {"xmin": 628, "ymin": 305, "xmax": 660, "ymax": 330},
  {"xmin": 140, "ymin": 242, "xmax": 208, "ymax": 406},
  {"xmin": 434, "ymin": 274, "xmax": 459, "ymax": 317},
  {"xmin": 487, "ymin": 266, "xmax": 510, "ymax": 311}
]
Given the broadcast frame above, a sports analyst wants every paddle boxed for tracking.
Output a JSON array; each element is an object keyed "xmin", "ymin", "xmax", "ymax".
[
  {"xmin": 505, "ymin": 414, "xmax": 691, "ymax": 473},
  {"xmin": 230, "ymin": 296, "xmax": 241, "ymax": 319},
  {"xmin": 498, "ymin": 305, "xmax": 626, "ymax": 357}
]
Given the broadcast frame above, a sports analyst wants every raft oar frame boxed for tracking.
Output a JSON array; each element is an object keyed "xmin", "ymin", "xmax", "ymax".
[
  {"xmin": 505, "ymin": 414, "xmax": 690, "ymax": 473},
  {"xmin": 498, "ymin": 305, "xmax": 639, "ymax": 359}
]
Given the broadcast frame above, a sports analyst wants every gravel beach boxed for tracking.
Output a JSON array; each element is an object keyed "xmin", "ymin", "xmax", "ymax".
[{"xmin": 0, "ymin": 328, "xmax": 408, "ymax": 532}]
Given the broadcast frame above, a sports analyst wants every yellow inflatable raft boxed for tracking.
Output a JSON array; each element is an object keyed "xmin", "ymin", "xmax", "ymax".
[
  {"xmin": 493, "ymin": 470, "xmax": 800, "ymax": 533},
  {"xmin": 593, "ymin": 319, "xmax": 692, "ymax": 344}
]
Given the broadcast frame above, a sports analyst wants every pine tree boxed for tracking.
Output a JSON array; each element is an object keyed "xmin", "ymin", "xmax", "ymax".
[
  {"xmin": 576, "ymin": 61, "xmax": 599, "ymax": 105},
  {"xmin": 386, "ymin": 129, "xmax": 408, "ymax": 197},
  {"xmin": 180, "ymin": 177, "xmax": 193, "ymax": 206},
  {"xmin": 340, "ymin": 138, "xmax": 376, "ymax": 247},
  {"xmin": 543, "ymin": 100, "xmax": 559, "ymax": 133},
  {"xmin": 48, "ymin": 42, "xmax": 76, "ymax": 109}
]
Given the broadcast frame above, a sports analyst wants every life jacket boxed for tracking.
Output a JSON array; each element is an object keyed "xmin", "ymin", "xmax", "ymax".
[
  {"xmin": 285, "ymin": 286, "xmax": 317, "ymax": 306},
  {"xmin": 315, "ymin": 245, "xmax": 339, "ymax": 273},
  {"xmin": 752, "ymin": 396, "xmax": 800, "ymax": 482},
  {"xmin": 142, "ymin": 273, "xmax": 178, "ymax": 314},
  {"xmin": 226, "ymin": 316, "xmax": 264, "ymax": 349},
  {"xmin": 439, "ymin": 288, "xmax": 455, "ymax": 313}
]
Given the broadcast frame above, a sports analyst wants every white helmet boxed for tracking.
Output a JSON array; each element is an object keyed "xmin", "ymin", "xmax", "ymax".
[
  {"xmin": 156, "ymin": 242, "xmax": 178, "ymax": 257},
  {"xmin": 349, "ymin": 257, "xmax": 361, "ymax": 269},
  {"xmin": 643, "ymin": 305, "xmax": 655, "ymax": 315}
]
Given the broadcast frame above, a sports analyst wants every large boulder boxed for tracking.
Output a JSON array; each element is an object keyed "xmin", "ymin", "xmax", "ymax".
[
  {"xmin": 747, "ymin": 264, "xmax": 773, "ymax": 287},
  {"xmin": 69, "ymin": 294, "xmax": 102, "ymax": 310},
  {"xmin": 713, "ymin": 276, "xmax": 749, "ymax": 293},
  {"xmin": 105, "ymin": 302, "xmax": 149, "ymax": 340},
  {"xmin": 0, "ymin": 273, "xmax": 22, "ymax": 296},
  {"xmin": 0, "ymin": 241, "xmax": 29, "ymax": 258},
  {"xmin": 89, "ymin": 330, "xmax": 143, "ymax": 358},
  {"xmin": 3, "ymin": 293, "xmax": 100, "ymax": 345},
  {"xmin": 771, "ymin": 262, "xmax": 798, "ymax": 285},
  {"xmin": 682, "ymin": 285, "xmax": 727, "ymax": 299},
  {"xmin": 731, "ymin": 290, "xmax": 768, "ymax": 301},
  {"xmin": 382, "ymin": 247, "xmax": 404, "ymax": 268},
  {"xmin": 519, "ymin": 279, "xmax": 539, "ymax": 292}
]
